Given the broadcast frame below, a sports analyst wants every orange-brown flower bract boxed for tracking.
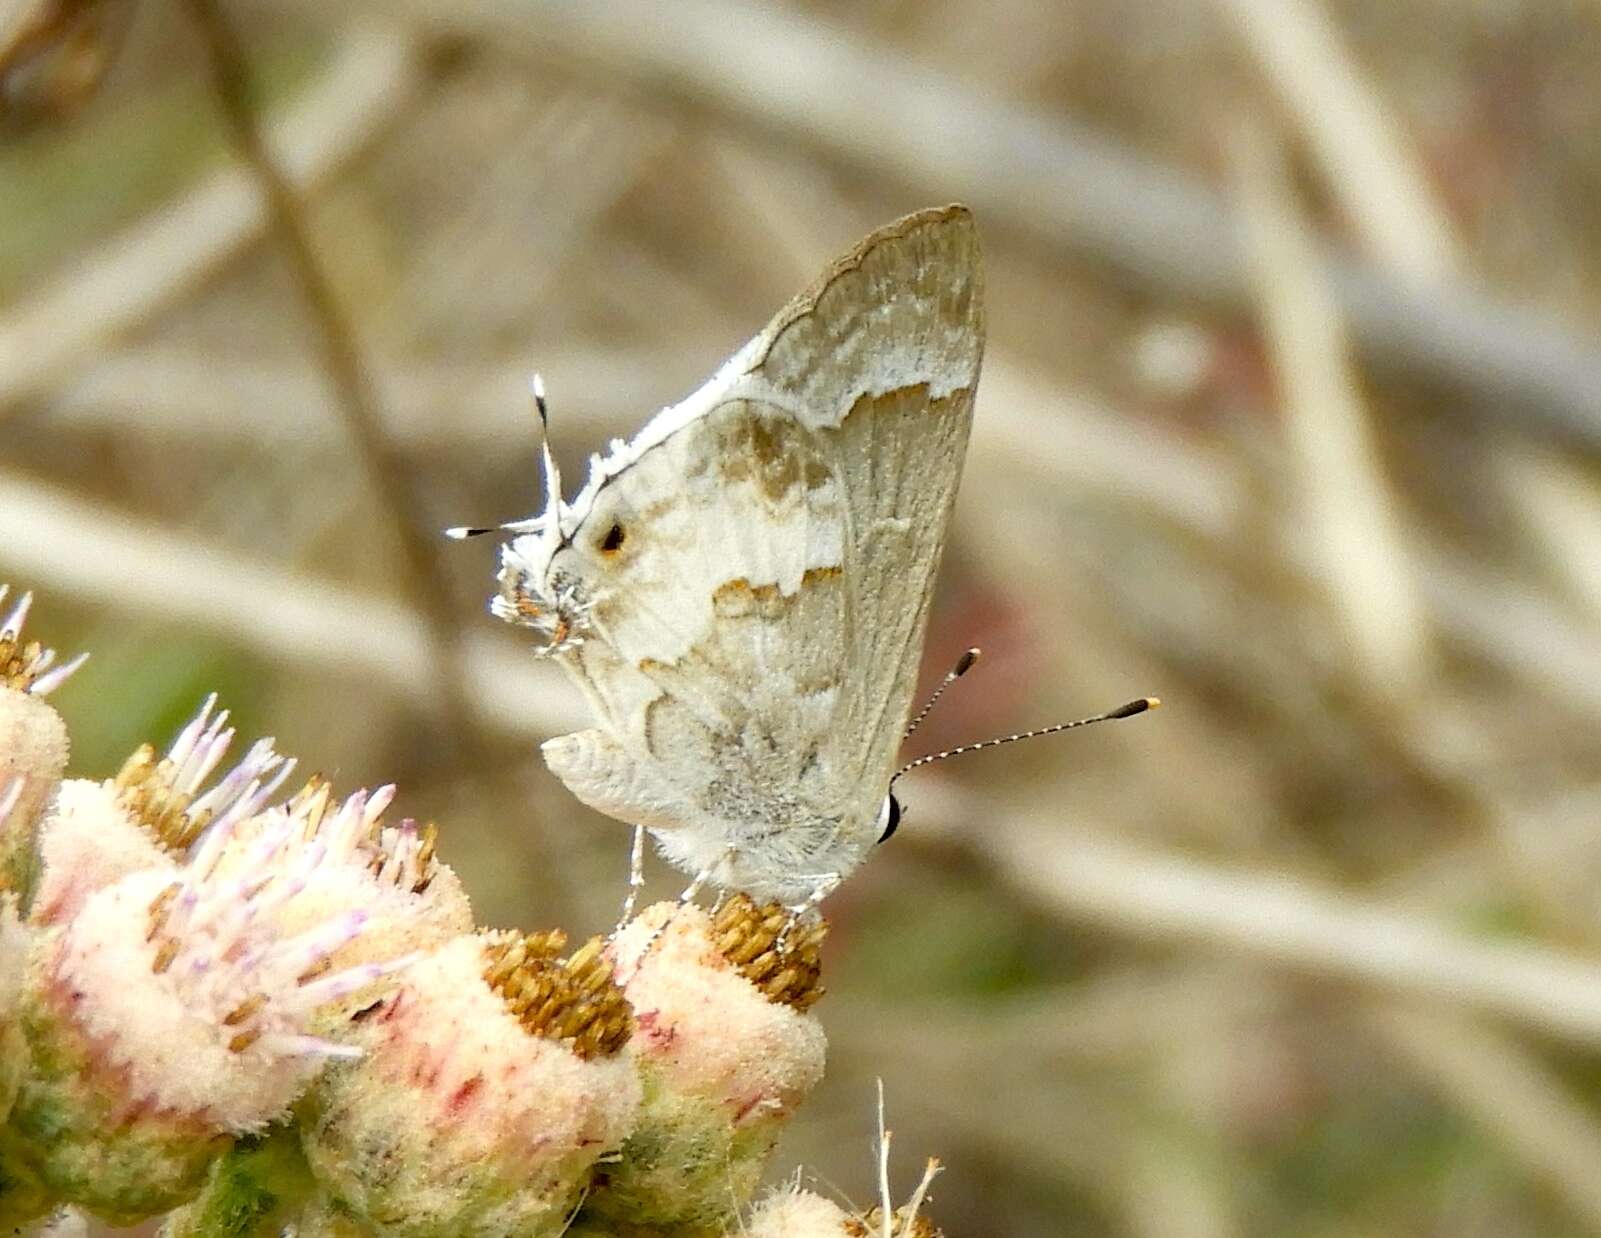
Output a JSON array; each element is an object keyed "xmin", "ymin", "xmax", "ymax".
[
  {"xmin": 711, "ymin": 893, "xmax": 828, "ymax": 1012},
  {"xmin": 301, "ymin": 931, "xmax": 641, "ymax": 1237},
  {"xmin": 575, "ymin": 899, "xmax": 828, "ymax": 1234},
  {"xmin": 479, "ymin": 928, "xmax": 634, "ymax": 1060}
]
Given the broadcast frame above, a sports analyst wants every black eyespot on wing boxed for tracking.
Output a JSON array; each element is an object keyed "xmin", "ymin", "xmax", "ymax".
[
  {"xmin": 599, "ymin": 522, "xmax": 626, "ymax": 553},
  {"xmin": 876, "ymin": 792, "xmax": 902, "ymax": 844}
]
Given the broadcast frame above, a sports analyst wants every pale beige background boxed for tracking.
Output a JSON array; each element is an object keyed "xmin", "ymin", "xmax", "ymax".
[{"xmin": 7, "ymin": 0, "xmax": 1601, "ymax": 1233}]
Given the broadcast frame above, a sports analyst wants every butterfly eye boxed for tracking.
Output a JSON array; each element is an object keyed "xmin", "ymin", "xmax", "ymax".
[
  {"xmin": 875, "ymin": 792, "xmax": 902, "ymax": 844},
  {"xmin": 599, "ymin": 523, "xmax": 626, "ymax": 553}
]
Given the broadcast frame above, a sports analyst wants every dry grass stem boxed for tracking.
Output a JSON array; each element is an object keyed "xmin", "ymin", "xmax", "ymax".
[
  {"xmin": 915, "ymin": 782, "xmax": 1601, "ymax": 1048},
  {"xmin": 973, "ymin": 360, "xmax": 1248, "ymax": 544},
  {"xmin": 0, "ymin": 469, "xmax": 587, "ymax": 737},
  {"xmin": 1498, "ymin": 445, "xmax": 1601, "ymax": 627},
  {"xmin": 0, "ymin": 26, "xmax": 414, "ymax": 409},
  {"xmin": 295, "ymin": 0, "xmax": 1601, "ymax": 448},
  {"xmin": 972, "ymin": 369, "xmax": 1601, "ymax": 727},
  {"xmin": 1234, "ymin": 122, "xmax": 1429, "ymax": 693},
  {"xmin": 985, "ymin": 394, "xmax": 1601, "ymax": 732},
  {"xmin": 39, "ymin": 345, "xmax": 679, "ymax": 450},
  {"xmin": 1213, "ymin": 0, "xmax": 1459, "ymax": 280},
  {"xmin": 1369, "ymin": 1003, "xmax": 1601, "ymax": 1230},
  {"xmin": 383, "ymin": 91, "xmax": 675, "ymax": 347},
  {"xmin": 181, "ymin": 0, "xmax": 475, "ymax": 749}
]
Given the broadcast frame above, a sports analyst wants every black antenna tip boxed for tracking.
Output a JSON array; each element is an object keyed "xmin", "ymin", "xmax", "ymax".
[
  {"xmin": 444, "ymin": 525, "xmax": 495, "ymax": 540},
  {"xmin": 954, "ymin": 647, "xmax": 981, "ymax": 677},
  {"xmin": 1107, "ymin": 696, "xmax": 1160, "ymax": 720},
  {"xmin": 530, "ymin": 372, "xmax": 549, "ymax": 426}
]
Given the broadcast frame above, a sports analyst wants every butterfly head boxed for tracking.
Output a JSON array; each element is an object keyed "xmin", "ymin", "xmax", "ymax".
[
  {"xmin": 493, "ymin": 540, "xmax": 593, "ymax": 657},
  {"xmin": 481, "ymin": 375, "xmax": 601, "ymax": 657}
]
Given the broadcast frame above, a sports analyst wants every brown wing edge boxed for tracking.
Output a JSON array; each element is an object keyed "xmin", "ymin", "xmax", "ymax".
[{"xmin": 753, "ymin": 204, "xmax": 982, "ymax": 367}]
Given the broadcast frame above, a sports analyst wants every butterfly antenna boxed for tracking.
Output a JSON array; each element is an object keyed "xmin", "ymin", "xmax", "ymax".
[
  {"xmin": 443, "ymin": 373, "xmax": 562, "ymax": 542},
  {"xmin": 532, "ymin": 371, "xmax": 564, "ymax": 528},
  {"xmin": 892, "ymin": 696, "xmax": 1160, "ymax": 786},
  {"xmin": 903, "ymin": 648, "xmax": 981, "ymax": 740}
]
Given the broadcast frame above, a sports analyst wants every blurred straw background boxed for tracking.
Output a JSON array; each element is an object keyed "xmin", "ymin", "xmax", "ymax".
[{"xmin": 7, "ymin": 0, "xmax": 1601, "ymax": 1233}]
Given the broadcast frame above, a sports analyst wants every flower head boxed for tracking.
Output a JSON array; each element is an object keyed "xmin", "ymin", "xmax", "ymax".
[
  {"xmin": 0, "ymin": 586, "xmax": 87, "ymax": 699},
  {"xmin": 30, "ymin": 694, "xmax": 293, "ymax": 926},
  {"xmin": 302, "ymin": 930, "xmax": 639, "ymax": 1237},
  {"xmin": 0, "ymin": 587, "xmax": 79, "ymax": 900},
  {"xmin": 205, "ymin": 778, "xmax": 473, "ymax": 1000},
  {"xmin": 575, "ymin": 897, "xmax": 828, "ymax": 1232},
  {"xmin": 747, "ymin": 1151, "xmax": 945, "ymax": 1238},
  {"xmin": 746, "ymin": 1187, "xmax": 858, "ymax": 1236},
  {"xmin": 46, "ymin": 849, "xmax": 414, "ymax": 1125},
  {"xmin": 8, "ymin": 815, "xmax": 420, "ymax": 1220},
  {"xmin": 111, "ymin": 693, "xmax": 293, "ymax": 852},
  {"xmin": 746, "ymin": 1186, "xmax": 944, "ymax": 1238},
  {"xmin": 610, "ymin": 896, "xmax": 828, "ymax": 1100}
]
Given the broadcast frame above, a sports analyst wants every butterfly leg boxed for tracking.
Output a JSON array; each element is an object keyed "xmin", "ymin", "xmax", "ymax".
[
  {"xmin": 616, "ymin": 824, "xmax": 648, "ymax": 929},
  {"xmin": 678, "ymin": 846, "xmax": 738, "ymax": 906},
  {"xmin": 678, "ymin": 868, "xmax": 711, "ymax": 905},
  {"xmin": 778, "ymin": 872, "xmax": 842, "ymax": 948},
  {"xmin": 628, "ymin": 847, "xmax": 739, "ymax": 954}
]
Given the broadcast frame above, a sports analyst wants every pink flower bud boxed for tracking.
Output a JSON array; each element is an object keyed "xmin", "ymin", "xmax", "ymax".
[
  {"xmin": 747, "ymin": 1153, "xmax": 945, "ymax": 1238},
  {"xmin": 302, "ymin": 930, "xmax": 639, "ymax": 1237},
  {"xmin": 0, "ymin": 587, "xmax": 78, "ymax": 901},
  {"xmin": 28, "ymin": 780, "xmax": 172, "ymax": 928},
  {"xmin": 746, "ymin": 1188, "xmax": 945, "ymax": 1237},
  {"xmin": 746, "ymin": 1187, "xmax": 857, "ymax": 1236},
  {"xmin": 577, "ymin": 898, "xmax": 828, "ymax": 1232}
]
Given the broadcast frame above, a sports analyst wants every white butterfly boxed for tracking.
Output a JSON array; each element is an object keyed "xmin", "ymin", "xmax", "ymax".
[{"xmin": 490, "ymin": 206, "xmax": 984, "ymax": 906}]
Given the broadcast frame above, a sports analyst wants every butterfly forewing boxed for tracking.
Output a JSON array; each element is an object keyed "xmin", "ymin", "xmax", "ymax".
[{"xmin": 508, "ymin": 206, "xmax": 984, "ymax": 901}]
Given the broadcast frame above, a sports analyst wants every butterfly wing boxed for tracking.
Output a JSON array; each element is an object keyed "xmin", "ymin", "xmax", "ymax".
[{"xmin": 500, "ymin": 205, "xmax": 984, "ymax": 900}]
